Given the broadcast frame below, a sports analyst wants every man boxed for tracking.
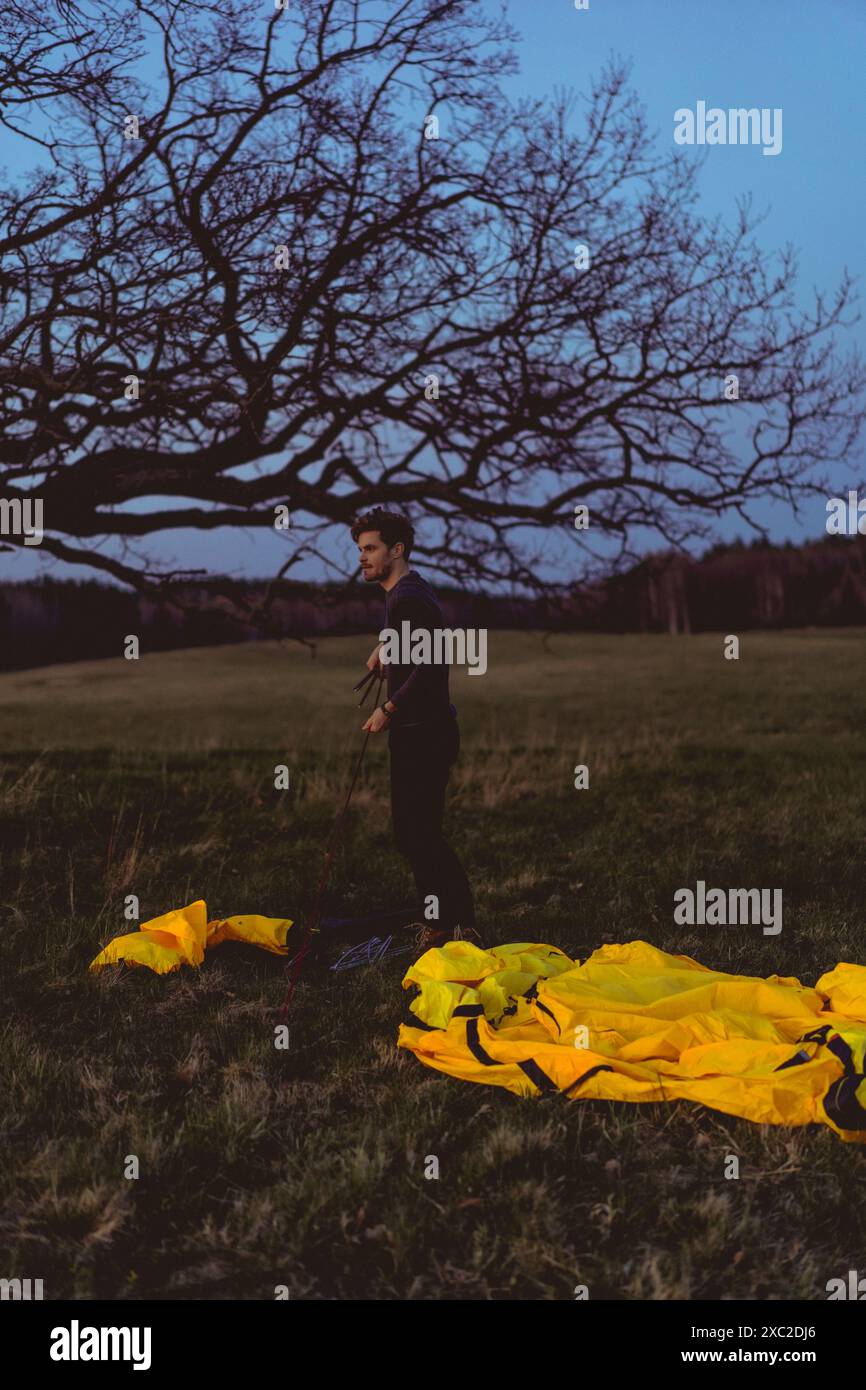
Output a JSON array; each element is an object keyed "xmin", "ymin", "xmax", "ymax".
[{"xmin": 352, "ymin": 508, "xmax": 478, "ymax": 946}]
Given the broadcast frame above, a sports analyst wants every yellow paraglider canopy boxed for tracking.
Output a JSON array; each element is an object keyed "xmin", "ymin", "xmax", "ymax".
[
  {"xmin": 89, "ymin": 899, "xmax": 292, "ymax": 975},
  {"xmin": 398, "ymin": 938, "xmax": 866, "ymax": 1143}
]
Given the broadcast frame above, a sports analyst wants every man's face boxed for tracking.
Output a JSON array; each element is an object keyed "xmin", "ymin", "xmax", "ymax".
[{"xmin": 357, "ymin": 530, "xmax": 401, "ymax": 582}]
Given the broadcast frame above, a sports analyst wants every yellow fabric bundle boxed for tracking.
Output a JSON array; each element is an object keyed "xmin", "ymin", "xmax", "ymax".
[
  {"xmin": 397, "ymin": 939, "xmax": 866, "ymax": 1142},
  {"xmin": 89, "ymin": 899, "xmax": 292, "ymax": 974}
]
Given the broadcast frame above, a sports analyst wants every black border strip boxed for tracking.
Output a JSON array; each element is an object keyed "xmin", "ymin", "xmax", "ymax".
[
  {"xmin": 517, "ymin": 1058, "xmax": 558, "ymax": 1095},
  {"xmin": 466, "ymin": 1017, "xmax": 499, "ymax": 1066},
  {"xmin": 404, "ymin": 1014, "xmax": 438, "ymax": 1032},
  {"xmin": 827, "ymin": 1034, "xmax": 856, "ymax": 1075},
  {"xmin": 775, "ymin": 1048, "xmax": 811, "ymax": 1071},
  {"xmin": 562, "ymin": 1064, "xmax": 615, "ymax": 1096},
  {"xmin": 824, "ymin": 1074, "xmax": 866, "ymax": 1131},
  {"xmin": 799, "ymin": 1025, "xmax": 831, "ymax": 1045},
  {"xmin": 534, "ymin": 998, "xmax": 561, "ymax": 1035}
]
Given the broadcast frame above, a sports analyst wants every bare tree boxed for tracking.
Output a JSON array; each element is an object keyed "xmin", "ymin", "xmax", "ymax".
[{"xmin": 1, "ymin": 0, "xmax": 863, "ymax": 607}]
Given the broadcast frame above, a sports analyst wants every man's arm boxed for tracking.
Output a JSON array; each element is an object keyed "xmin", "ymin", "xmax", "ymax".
[{"xmin": 382, "ymin": 594, "xmax": 440, "ymax": 716}]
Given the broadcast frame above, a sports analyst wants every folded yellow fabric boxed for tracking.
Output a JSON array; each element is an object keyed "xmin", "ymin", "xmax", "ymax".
[
  {"xmin": 89, "ymin": 899, "xmax": 292, "ymax": 974},
  {"xmin": 397, "ymin": 939, "xmax": 866, "ymax": 1142}
]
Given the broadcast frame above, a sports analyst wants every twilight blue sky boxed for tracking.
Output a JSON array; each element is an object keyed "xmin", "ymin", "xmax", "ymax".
[{"xmin": 4, "ymin": 0, "xmax": 865, "ymax": 585}]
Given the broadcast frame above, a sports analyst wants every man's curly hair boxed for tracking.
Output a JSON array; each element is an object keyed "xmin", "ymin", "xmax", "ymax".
[{"xmin": 350, "ymin": 508, "xmax": 414, "ymax": 559}]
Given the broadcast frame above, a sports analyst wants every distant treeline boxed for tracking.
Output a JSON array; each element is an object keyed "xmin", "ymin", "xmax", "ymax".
[{"xmin": 2, "ymin": 534, "xmax": 865, "ymax": 672}]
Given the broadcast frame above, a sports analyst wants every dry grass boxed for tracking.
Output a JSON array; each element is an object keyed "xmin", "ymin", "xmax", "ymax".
[{"xmin": 0, "ymin": 630, "xmax": 865, "ymax": 1298}]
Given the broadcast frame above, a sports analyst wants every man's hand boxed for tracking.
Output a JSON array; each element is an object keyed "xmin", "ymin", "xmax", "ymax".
[
  {"xmin": 366, "ymin": 643, "xmax": 383, "ymax": 673},
  {"xmin": 363, "ymin": 705, "xmax": 391, "ymax": 734}
]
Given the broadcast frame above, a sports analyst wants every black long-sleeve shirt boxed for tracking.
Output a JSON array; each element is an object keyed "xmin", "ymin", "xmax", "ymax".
[{"xmin": 383, "ymin": 572, "xmax": 453, "ymax": 726}]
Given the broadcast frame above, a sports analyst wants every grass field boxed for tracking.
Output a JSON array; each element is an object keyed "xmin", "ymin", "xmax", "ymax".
[{"xmin": 1, "ymin": 629, "xmax": 865, "ymax": 1300}]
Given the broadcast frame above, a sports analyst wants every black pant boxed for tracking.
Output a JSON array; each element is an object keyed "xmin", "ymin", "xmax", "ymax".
[{"xmin": 388, "ymin": 716, "xmax": 475, "ymax": 932}]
